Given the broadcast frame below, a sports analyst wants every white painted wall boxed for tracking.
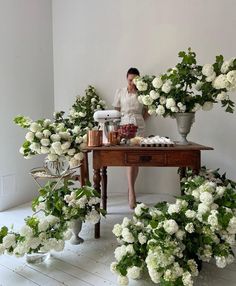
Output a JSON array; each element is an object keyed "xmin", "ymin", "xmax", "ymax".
[
  {"xmin": 0, "ymin": 0, "xmax": 54, "ymax": 210},
  {"xmin": 52, "ymin": 0, "xmax": 235, "ymax": 198}
]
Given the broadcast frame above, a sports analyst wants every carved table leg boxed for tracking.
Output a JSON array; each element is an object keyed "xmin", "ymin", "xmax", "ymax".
[
  {"xmin": 93, "ymin": 168, "xmax": 101, "ymax": 239},
  {"xmin": 101, "ymin": 167, "xmax": 107, "ymax": 211}
]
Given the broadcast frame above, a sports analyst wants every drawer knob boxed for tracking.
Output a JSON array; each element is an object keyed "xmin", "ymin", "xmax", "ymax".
[{"xmin": 140, "ymin": 155, "xmax": 152, "ymax": 162}]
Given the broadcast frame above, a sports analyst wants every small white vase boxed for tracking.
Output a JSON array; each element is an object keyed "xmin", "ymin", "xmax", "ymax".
[
  {"xmin": 70, "ymin": 219, "xmax": 84, "ymax": 245},
  {"xmin": 175, "ymin": 112, "xmax": 195, "ymax": 145},
  {"xmin": 26, "ymin": 252, "xmax": 50, "ymax": 264}
]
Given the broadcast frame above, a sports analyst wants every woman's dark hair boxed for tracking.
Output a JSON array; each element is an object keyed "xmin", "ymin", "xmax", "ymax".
[{"xmin": 127, "ymin": 67, "xmax": 140, "ymax": 78}]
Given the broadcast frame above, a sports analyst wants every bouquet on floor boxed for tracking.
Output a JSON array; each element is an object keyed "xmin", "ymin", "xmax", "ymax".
[
  {"xmin": 0, "ymin": 214, "xmax": 70, "ymax": 256},
  {"xmin": 134, "ymin": 48, "xmax": 236, "ymax": 117},
  {"xmin": 111, "ymin": 168, "xmax": 236, "ymax": 285}
]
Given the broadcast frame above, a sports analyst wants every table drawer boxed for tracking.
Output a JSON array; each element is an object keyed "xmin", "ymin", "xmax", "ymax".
[
  {"xmin": 167, "ymin": 151, "xmax": 199, "ymax": 166},
  {"xmin": 125, "ymin": 152, "xmax": 166, "ymax": 165}
]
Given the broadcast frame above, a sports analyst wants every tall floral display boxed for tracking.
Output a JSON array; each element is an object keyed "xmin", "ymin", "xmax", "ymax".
[
  {"xmin": 0, "ymin": 86, "xmax": 106, "ymax": 261},
  {"xmin": 134, "ymin": 48, "xmax": 236, "ymax": 117}
]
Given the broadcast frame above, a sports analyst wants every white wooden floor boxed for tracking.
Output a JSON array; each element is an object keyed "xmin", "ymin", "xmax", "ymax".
[{"xmin": 0, "ymin": 193, "xmax": 236, "ymax": 286}]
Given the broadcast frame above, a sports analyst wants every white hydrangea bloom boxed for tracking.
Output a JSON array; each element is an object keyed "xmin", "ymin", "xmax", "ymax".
[
  {"xmin": 175, "ymin": 230, "xmax": 185, "ymax": 240},
  {"xmin": 40, "ymin": 138, "xmax": 50, "ymax": 147},
  {"xmin": 198, "ymin": 203, "xmax": 210, "ymax": 215},
  {"xmin": 126, "ymin": 244, "xmax": 135, "ymax": 255},
  {"xmin": 206, "ymin": 72, "xmax": 216, "ymax": 82},
  {"xmin": 43, "ymin": 129, "xmax": 51, "ymax": 138},
  {"xmin": 110, "ymin": 262, "xmax": 118, "ymax": 274},
  {"xmin": 19, "ymin": 225, "xmax": 33, "ymax": 237},
  {"xmin": 50, "ymin": 134, "xmax": 61, "ymax": 142},
  {"xmin": 134, "ymin": 203, "xmax": 147, "ymax": 216},
  {"xmin": 168, "ymin": 204, "xmax": 180, "ymax": 214},
  {"xmin": 2, "ymin": 234, "xmax": 16, "ymax": 249},
  {"xmin": 136, "ymin": 81, "xmax": 148, "ymax": 92},
  {"xmin": 182, "ymin": 271, "xmax": 193, "ymax": 286},
  {"xmin": 85, "ymin": 210, "xmax": 100, "ymax": 224},
  {"xmin": 185, "ymin": 210, "xmax": 196, "ymax": 219},
  {"xmin": 221, "ymin": 61, "xmax": 230, "ymax": 73}
]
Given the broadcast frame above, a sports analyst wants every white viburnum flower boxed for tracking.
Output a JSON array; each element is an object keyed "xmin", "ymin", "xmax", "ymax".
[
  {"xmin": 152, "ymin": 76, "xmax": 163, "ymax": 88},
  {"xmin": 0, "ymin": 244, "xmax": 5, "ymax": 255},
  {"xmin": 161, "ymin": 80, "xmax": 172, "ymax": 93},
  {"xmin": 138, "ymin": 233, "xmax": 147, "ymax": 245},
  {"xmin": 46, "ymin": 215, "xmax": 60, "ymax": 225},
  {"xmin": 25, "ymin": 132, "xmax": 34, "ymax": 142},
  {"xmin": 156, "ymin": 105, "xmax": 165, "ymax": 116},
  {"xmin": 213, "ymin": 74, "xmax": 229, "ymax": 89},
  {"xmin": 117, "ymin": 275, "xmax": 129, "ymax": 286},
  {"xmin": 159, "ymin": 96, "xmax": 167, "ymax": 105},
  {"xmin": 43, "ymin": 130, "xmax": 51, "ymax": 138},
  {"xmin": 134, "ymin": 203, "xmax": 147, "ymax": 216},
  {"xmin": 198, "ymin": 203, "xmax": 210, "ymax": 215},
  {"xmin": 136, "ymin": 81, "xmax": 148, "ymax": 92},
  {"xmin": 85, "ymin": 210, "xmax": 100, "ymax": 224},
  {"xmin": 2, "ymin": 234, "xmax": 16, "ymax": 249},
  {"xmin": 192, "ymin": 103, "xmax": 201, "ymax": 112},
  {"xmin": 127, "ymin": 266, "xmax": 141, "ymax": 279},
  {"xmin": 40, "ymin": 138, "xmax": 50, "ymax": 147},
  {"xmin": 41, "ymin": 146, "xmax": 49, "ymax": 154},
  {"xmin": 112, "ymin": 224, "xmax": 122, "ymax": 237},
  {"xmin": 215, "ymin": 256, "xmax": 227, "ymax": 268},
  {"xmin": 122, "ymin": 217, "xmax": 131, "ymax": 228},
  {"xmin": 19, "ymin": 225, "xmax": 33, "ymax": 237},
  {"xmin": 185, "ymin": 223, "xmax": 195, "ymax": 233},
  {"xmin": 168, "ymin": 204, "xmax": 180, "ymax": 214},
  {"xmin": 50, "ymin": 134, "xmax": 61, "ymax": 142},
  {"xmin": 206, "ymin": 72, "xmax": 216, "ymax": 82},
  {"xmin": 202, "ymin": 64, "xmax": 214, "ymax": 77},
  {"xmin": 221, "ymin": 61, "xmax": 230, "ymax": 74},
  {"xmin": 163, "ymin": 219, "xmax": 179, "ymax": 234},
  {"xmin": 114, "ymin": 245, "xmax": 127, "ymax": 261},
  {"xmin": 202, "ymin": 101, "xmax": 213, "ymax": 111},
  {"xmin": 166, "ymin": 98, "xmax": 176, "ymax": 109},
  {"xmin": 35, "ymin": 131, "xmax": 43, "ymax": 139},
  {"xmin": 38, "ymin": 219, "xmax": 50, "ymax": 232},
  {"xmin": 199, "ymin": 192, "xmax": 214, "ymax": 205},
  {"xmin": 30, "ymin": 122, "xmax": 41, "ymax": 133},
  {"xmin": 150, "ymin": 90, "xmax": 160, "ymax": 100},
  {"xmin": 171, "ymin": 106, "xmax": 179, "ymax": 113},
  {"xmin": 227, "ymin": 70, "xmax": 236, "ymax": 85},
  {"xmin": 182, "ymin": 271, "xmax": 193, "ymax": 286},
  {"xmin": 69, "ymin": 158, "xmax": 79, "ymax": 168},
  {"xmin": 121, "ymin": 228, "xmax": 135, "ymax": 243},
  {"xmin": 216, "ymin": 91, "xmax": 228, "ymax": 101},
  {"xmin": 67, "ymin": 148, "xmax": 76, "ymax": 156},
  {"xmin": 142, "ymin": 95, "xmax": 153, "ymax": 106},
  {"xmin": 110, "ymin": 262, "xmax": 118, "ymax": 274},
  {"xmin": 185, "ymin": 210, "xmax": 196, "ymax": 219},
  {"xmin": 30, "ymin": 142, "xmax": 41, "ymax": 153},
  {"xmin": 175, "ymin": 229, "xmax": 185, "ymax": 240}
]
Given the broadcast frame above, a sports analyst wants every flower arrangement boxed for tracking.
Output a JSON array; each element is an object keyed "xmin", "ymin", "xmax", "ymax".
[
  {"xmin": 54, "ymin": 85, "xmax": 106, "ymax": 135},
  {"xmin": 32, "ymin": 180, "xmax": 106, "ymax": 224},
  {"xmin": 134, "ymin": 48, "xmax": 236, "ymax": 117},
  {"xmin": 0, "ymin": 214, "xmax": 70, "ymax": 257},
  {"xmin": 111, "ymin": 167, "xmax": 236, "ymax": 285},
  {"xmin": 0, "ymin": 182, "xmax": 105, "ymax": 258},
  {"xmin": 14, "ymin": 116, "xmax": 86, "ymax": 168}
]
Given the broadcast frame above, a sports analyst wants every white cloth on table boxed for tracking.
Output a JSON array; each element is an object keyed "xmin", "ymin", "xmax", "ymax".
[{"xmin": 112, "ymin": 87, "xmax": 145, "ymax": 136}]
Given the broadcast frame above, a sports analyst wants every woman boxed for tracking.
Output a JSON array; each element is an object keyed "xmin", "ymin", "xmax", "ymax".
[{"xmin": 113, "ymin": 67, "xmax": 149, "ymax": 209}]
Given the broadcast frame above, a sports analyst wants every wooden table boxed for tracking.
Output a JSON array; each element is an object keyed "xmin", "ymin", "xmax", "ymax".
[{"xmin": 84, "ymin": 142, "xmax": 213, "ymax": 238}]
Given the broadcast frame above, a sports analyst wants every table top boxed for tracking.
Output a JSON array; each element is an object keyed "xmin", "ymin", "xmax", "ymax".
[{"xmin": 83, "ymin": 142, "xmax": 214, "ymax": 151}]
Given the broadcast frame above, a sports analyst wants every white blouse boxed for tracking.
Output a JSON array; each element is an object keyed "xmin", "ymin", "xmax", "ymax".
[{"xmin": 112, "ymin": 87, "xmax": 145, "ymax": 136}]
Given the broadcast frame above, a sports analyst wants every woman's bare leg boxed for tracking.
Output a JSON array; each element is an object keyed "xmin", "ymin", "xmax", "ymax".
[{"xmin": 127, "ymin": 166, "xmax": 139, "ymax": 209}]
